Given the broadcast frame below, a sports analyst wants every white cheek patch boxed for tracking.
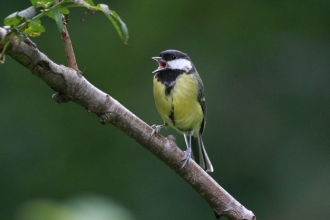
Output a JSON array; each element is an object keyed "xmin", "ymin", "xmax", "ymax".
[{"xmin": 167, "ymin": 59, "xmax": 192, "ymax": 72}]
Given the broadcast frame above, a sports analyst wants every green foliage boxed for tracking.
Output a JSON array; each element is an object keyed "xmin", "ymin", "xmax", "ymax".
[
  {"xmin": 4, "ymin": 13, "xmax": 22, "ymax": 27},
  {"xmin": 31, "ymin": 0, "xmax": 55, "ymax": 9},
  {"xmin": 51, "ymin": 8, "xmax": 64, "ymax": 32},
  {"xmin": 1, "ymin": 0, "xmax": 128, "ymax": 59},
  {"xmin": 97, "ymin": 4, "xmax": 129, "ymax": 44},
  {"xmin": 24, "ymin": 19, "xmax": 45, "ymax": 37},
  {"xmin": 4, "ymin": 6, "xmax": 36, "ymax": 27}
]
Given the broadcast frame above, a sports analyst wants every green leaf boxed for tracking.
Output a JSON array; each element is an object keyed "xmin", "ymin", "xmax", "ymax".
[
  {"xmin": 97, "ymin": 4, "xmax": 111, "ymax": 16},
  {"xmin": 4, "ymin": 6, "xmax": 36, "ymax": 27},
  {"xmin": 84, "ymin": 0, "xmax": 95, "ymax": 6},
  {"xmin": 51, "ymin": 9, "xmax": 64, "ymax": 32},
  {"xmin": 45, "ymin": 7, "xmax": 69, "ymax": 20},
  {"xmin": 57, "ymin": 7, "xmax": 69, "ymax": 15},
  {"xmin": 31, "ymin": 0, "xmax": 55, "ymax": 9},
  {"xmin": 97, "ymin": 4, "xmax": 129, "ymax": 44},
  {"xmin": 45, "ymin": 9, "xmax": 56, "ymax": 20},
  {"xmin": 111, "ymin": 10, "xmax": 128, "ymax": 43},
  {"xmin": 24, "ymin": 19, "xmax": 45, "ymax": 37},
  {"xmin": 4, "ymin": 12, "xmax": 22, "ymax": 27}
]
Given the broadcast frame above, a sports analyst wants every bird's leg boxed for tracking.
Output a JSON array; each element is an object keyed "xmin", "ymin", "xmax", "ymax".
[
  {"xmin": 181, "ymin": 131, "xmax": 193, "ymax": 168},
  {"xmin": 151, "ymin": 123, "xmax": 167, "ymax": 136}
]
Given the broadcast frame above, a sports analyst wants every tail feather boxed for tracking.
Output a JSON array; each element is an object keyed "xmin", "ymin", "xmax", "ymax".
[{"xmin": 185, "ymin": 135, "xmax": 213, "ymax": 172}]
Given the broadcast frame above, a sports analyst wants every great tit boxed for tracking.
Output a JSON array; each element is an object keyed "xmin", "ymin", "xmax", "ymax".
[{"xmin": 151, "ymin": 49, "xmax": 213, "ymax": 172}]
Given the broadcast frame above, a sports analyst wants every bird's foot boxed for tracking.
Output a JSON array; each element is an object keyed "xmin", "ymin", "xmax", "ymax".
[
  {"xmin": 151, "ymin": 124, "xmax": 164, "ymax": 136},
  {"xmin": 181, "ymin": 148, "xmax": 191, "ymax": 168}
]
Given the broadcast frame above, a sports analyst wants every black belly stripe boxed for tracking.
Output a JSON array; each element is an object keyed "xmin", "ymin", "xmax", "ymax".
[
  {"xmin": 165, "ymin": 84, "xmax": 174, "ymax": 96},
  {"xmin": 169, "ymin": 104, "xmax": 175, "ymax": 126}
]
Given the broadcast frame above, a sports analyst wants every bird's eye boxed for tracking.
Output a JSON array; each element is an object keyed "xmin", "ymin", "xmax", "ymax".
[{"xmin": 171, "ymin": 55, "xmax": 176, "ymax": 60}]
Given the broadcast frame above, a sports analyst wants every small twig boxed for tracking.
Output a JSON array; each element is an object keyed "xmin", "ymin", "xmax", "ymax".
[
  {"xmin": 61, "ymin": 20, "xmax": 78, "ymax": 72},
  {"xmin": 55, "ymin": 0, "xmax": 79, "ymax": 73}
]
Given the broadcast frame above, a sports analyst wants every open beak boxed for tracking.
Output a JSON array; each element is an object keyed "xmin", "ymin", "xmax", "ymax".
[{"xmin": 152, "ymin": 57, "xmax": 167, "ymax": 74}]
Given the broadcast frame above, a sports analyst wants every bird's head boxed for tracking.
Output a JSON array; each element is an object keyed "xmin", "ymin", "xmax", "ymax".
[{"xmin": 152, "ymin": 50, "xmax": 193, "ymax": 74}]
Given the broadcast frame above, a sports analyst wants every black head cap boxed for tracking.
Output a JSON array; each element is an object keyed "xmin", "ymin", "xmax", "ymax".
[{"xmin": 159, "ymin": 50, "xmax": 191, "ymax": 62}]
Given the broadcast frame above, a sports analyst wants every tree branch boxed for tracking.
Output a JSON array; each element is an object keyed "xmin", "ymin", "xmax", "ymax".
[{"xmin": 0, "ymin": 27, "xmax": 256, "ymax": 220}]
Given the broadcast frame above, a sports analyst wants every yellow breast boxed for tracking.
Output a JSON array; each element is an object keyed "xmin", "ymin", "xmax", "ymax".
[{"xmin": 153, "ymin": 73, "xmax": 203, "ymax": 133}]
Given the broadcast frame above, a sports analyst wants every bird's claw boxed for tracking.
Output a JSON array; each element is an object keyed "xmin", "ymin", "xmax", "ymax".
[
  {"xmin": 181, "ymin": 149, "xmax": 191, "ymax": 168},
  {"xmin": 151, "ymin": 124, "xmax": 163, "ymax": 136}
]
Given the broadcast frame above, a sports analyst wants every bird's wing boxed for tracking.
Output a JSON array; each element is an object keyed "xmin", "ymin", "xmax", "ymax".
[{"xmin": 196, "ymin": 74, "xmax": 206, "ymax": 136}]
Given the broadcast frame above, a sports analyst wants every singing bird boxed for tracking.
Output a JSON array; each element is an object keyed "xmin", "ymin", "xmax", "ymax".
[{"xmin": 151, "ymin": 49, "xmax": 213, "ymax": 172}]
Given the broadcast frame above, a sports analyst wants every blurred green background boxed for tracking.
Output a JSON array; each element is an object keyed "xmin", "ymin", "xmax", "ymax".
[{"xmin": 1, "ymin": 0, "xmax": 330, "ymax": 219}]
